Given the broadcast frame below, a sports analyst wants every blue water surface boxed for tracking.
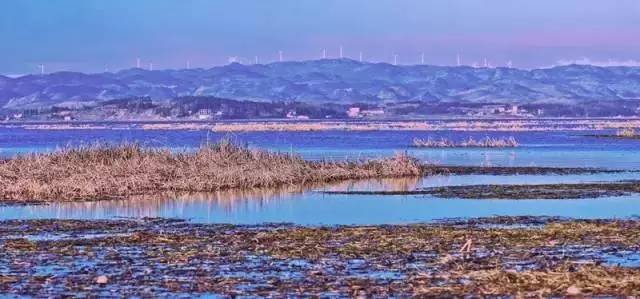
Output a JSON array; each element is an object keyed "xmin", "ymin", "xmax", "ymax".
[{"xmin": 1, "ymin": 127, "xmax": 640, "ymax": 224}]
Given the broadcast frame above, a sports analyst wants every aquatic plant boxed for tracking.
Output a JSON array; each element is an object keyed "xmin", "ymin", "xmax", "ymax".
[
  {"xmin": 0, "ymin": 141, "xmax": 425, "ymax": 202},
  {"xmin": 616, "ymin": 127, "xmax": 638, "ymax": 137},
  {"xmin": 412, "ymin": 136, "xmax": 519, "ymax": 148}
]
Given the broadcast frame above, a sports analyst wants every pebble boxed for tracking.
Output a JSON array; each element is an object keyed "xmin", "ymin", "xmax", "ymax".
[{"xmin": 95, "ymin": 275, "xmax": 109, "ymax": 284}]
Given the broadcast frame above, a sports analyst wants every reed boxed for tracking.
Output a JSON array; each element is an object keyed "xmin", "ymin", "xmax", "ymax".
[
  {"xmin": 616, "ymin": 127, "xmax": 637, "ymax": 137},
  {"xmin": 0, "ymin": 140, "xmax": 424, "ymax": 202},
  {"xmin": 412, "ymin": 136, "xmax": 519, "ymax": 148}
]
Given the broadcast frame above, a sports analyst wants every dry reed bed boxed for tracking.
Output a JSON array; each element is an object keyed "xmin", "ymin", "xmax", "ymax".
[{"xmin": 0, "ymin": 141, "xmax": 423, "ymax": 203}]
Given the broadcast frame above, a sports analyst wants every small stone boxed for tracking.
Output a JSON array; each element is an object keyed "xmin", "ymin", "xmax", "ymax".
[
  {"xmin": 566, "ymin": 285, "xmax": 581, "ymax": 296},
  {"xmin": 95, "ymin": 275, "xmax": 109, "ymax": 284}
]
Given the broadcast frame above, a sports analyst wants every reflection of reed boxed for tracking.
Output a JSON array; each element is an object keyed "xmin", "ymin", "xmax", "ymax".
[
  {"xmin": 321, "ymin": 177, "xmax": 423, "ymax": 192},
  {"xmin": 16, "ymin": 178, "xmax": 425, "ymax": 219},
  {"xmin": 25, "ymin": 184, "xmax": 319, "ymax": 219}
]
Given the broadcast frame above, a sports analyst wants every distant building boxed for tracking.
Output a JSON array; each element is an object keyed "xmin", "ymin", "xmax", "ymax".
[
  {"xmin": 347, "ymin": 107, "xmax": 361, "ymax": 118},
  {"xmin": 197, "ymin": 109, "xmax": 213, "ymax": 120}
]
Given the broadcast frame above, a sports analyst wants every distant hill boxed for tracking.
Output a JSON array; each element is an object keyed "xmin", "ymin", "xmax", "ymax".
[{"xmin": 1, "ymin": 59, "xmax": 640, "ymax": 112}]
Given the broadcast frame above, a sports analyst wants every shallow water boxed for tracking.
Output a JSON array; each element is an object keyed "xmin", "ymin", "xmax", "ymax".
[
  {"xmin": 1, "ymin": 173, "xmax": 640, "ymax": 225},
  {"xmin": 1, "ymin": 127, "xmax": 639, "ymax": 224},
  {"xmin": 3, "ymin": 192, "xmax": 640, "ymax": 225},
  {"xmin": 2, "ymin": 128, "xmax": 640, "ymax": 169}
]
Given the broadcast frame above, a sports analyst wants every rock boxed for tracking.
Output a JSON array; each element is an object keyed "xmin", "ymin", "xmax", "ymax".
[
  {"xmin": 95, "ymin": 275, "xmax": 109, "ymax": 284},
  {"xmin": 566, "ymin": 285, "xmax": 581, "ymax": 296}
]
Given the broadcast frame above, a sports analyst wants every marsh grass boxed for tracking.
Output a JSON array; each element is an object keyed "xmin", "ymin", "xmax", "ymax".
[
  {"xmin": 616, "ymin": 127, "xmax": 638, "ymax": 137},
  {"xmin": 412, "ymin": 136, "xmax": 519, "ymax": 148},
  {"xmin": 0, "ymin": 140, "xmax": 424, "ymax": 202}
]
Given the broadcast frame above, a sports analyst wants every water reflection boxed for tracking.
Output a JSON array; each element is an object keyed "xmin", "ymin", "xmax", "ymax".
[
  {"xmin": 321, "ymin": 177, "xmax": 423, "ymax": 192},
  {"xmin": 1, "ymin": 173, "xmax": 640, "ymax": 225}
]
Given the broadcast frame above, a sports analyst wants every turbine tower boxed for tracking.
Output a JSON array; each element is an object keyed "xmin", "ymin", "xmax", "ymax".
[
  {"xmin": 421, "ymin": 53, "xmax": 425, "ymax": 65},
  {"xmin": 339, "ymin": 45, "xmax": 343, "ymax": 58},
  {"xmin": 40, "ymin": 64, "xmax": 45, "ymax": 75},
  {"xmin": 322, "ymin": 49, "xmax": 327, "ymax": 59},
  {"xmin": 393, "ymin": 54, "xmax": 398, "ymax": 66},
  {"xmin": 359, "ymin": 51, "xmax": 363, "ymax": 62},
  {"xmin": 136, "ymin": 58, "xmax": 141, "ymax": 68},
  {"xmin": 279, "ymin": 50, "xmax": 283, "ymax": 62},
  {"xmin": 186, "ymin": 60, "xmax": 190, "ymax": 69},
  {"xmin": 457, "ymin": 54, "xmax": 461, "ymax": 66},
  {"xmin": 255, "ymin": 56, "xmax": 259, "ymax": 64},
  {"xmin": 507, "ymin": 60, "xmax": 513, "ymax": 68}
]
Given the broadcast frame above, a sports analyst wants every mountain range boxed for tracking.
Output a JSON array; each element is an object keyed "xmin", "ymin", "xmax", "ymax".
[{"xmin": 1, "ymin": 59, "xmax": 640, "ymax": 111}]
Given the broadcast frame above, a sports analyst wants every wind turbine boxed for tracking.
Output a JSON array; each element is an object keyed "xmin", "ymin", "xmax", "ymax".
[
  {"xmin": 421, "ymin": 52, "xmax": 425, "ymax": 65},
  {"xmin": 322, "ymin": 49, "xmax": 327, "ymax": 59},
  {"xmin": 279, "ymin": 50, "xmax": 283, "ymax": 62},
  {"xmin": 255, "ymin": 56, "xmax": 259, "ymax": 64},
  {"xmin": 457, "ymin": 54, "xmax": 461, "ymax": 66},
  {"xmin": 186, "ymin": 60, "xmax": 191, "ymax": 69},
  {"xmin": 339, "ymin": 45, "xmax": 343, "ymax": 59},
  {"xmin": 136, "ymin": 58, "xmax": 141, "ymax": 68},
  {"xmin": 40, "ymin": 64, "xmax": 45, "ymax": 75},
  {"xmin": 393, "ymin": 54, "xmax": 398, "ymax": 66},
  {"xmin": 359, "ymin": 51, "xmax": 363, "ymax": 62},
  {"xmin": 507, "ymin": 60, "xmax": 513, "ymax": 68}
]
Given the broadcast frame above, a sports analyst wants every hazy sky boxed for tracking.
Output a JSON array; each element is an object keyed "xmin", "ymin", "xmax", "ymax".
[{"xmin": 1, "ymin": 0, "xmax": 639, "ymax": 74}]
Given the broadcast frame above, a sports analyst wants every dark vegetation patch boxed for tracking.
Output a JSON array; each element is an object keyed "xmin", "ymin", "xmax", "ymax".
[
  {"xmin": 427, "ymin": 165, "xmax": 622, "ymax": 176},
  {"xmin": 0, "ymin": 217, "xmax": 639, "ymax": 296},
  {"xmin": 426, "ymin": 182, "xmax": 640, "ymax": 199},
  {"xmin": 323, "ymin": 181, "xmax": 640, "ymax": 199},
  {"xmin": 587, "ymin": 134, "xmax": 640, "ymax": 140}
]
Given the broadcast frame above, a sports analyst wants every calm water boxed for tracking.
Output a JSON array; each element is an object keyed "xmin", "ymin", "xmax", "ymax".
[
  {"xmin": 2, "ymin": 128, "xmax": 640, "ymax": 169},
  {"xmin": 1, "ymin": 127, "xmax": 639, "ymax": 224}
]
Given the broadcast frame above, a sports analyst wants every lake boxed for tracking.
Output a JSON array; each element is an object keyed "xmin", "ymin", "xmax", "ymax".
[{"xmin": 1, "ymin": 127, "xmax": 639, "ymax": 224}]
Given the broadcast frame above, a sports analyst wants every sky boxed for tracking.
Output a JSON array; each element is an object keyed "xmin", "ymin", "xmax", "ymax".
[{"xmin": 1, "ymin": 0, "xmax": 639, "ymax": 74}]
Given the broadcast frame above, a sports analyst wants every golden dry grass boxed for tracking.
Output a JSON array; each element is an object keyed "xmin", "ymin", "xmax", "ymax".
[
  {"xmin": 616, "ymin": 127, "xmax": 638, "ymax": 137},
  {"xmin": 0, "ymin": 140, "xmax": 424, "ymax": 202}
]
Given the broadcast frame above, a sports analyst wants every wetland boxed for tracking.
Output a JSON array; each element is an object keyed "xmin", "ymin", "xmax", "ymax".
[{"xmin": 1, "ymin": 124, "xmax": 640, "ymax": 296}]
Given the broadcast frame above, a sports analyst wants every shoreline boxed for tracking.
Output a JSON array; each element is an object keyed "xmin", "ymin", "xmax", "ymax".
[
  {"xmin": 1, "ymin": 216, "xmax": 639, "ymax": 296},
  {"xmin": 0, "ymin": 118, "xmax": 638, "ymax": 132}
]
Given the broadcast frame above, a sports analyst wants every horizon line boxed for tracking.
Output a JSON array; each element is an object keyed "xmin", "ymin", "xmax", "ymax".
[{"xmin": 2, "ymin": 58, "xmax": 638, "ymax": 78}]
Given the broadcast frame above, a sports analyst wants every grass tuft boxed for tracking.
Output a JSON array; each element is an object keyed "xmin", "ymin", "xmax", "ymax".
[{"xmin": 0, "ymin": 141, "xmax": 424, "ymax": 202}]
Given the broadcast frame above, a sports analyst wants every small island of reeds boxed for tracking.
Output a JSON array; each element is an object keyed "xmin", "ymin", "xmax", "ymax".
[
  {"xmin": 0, "ymin": 140, "xmax": 426, "ymax": 203},
  {"xmin": 412, "ymin": 136, "xmax": 519, "ymax": 148},
  {"xmin": 586, "ymin": 128, "xmax": 640, "ymax": 140}
]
